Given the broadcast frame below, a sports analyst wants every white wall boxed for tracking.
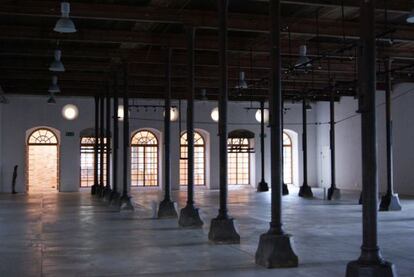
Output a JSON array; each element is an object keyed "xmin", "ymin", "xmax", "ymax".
[
  {"xmin": 316, "ymin": 83, "xmax": 414, "ymax": 196},
  {"xmin": 0, "ymin": 95, "xmax": 316, "ymax": 193}
]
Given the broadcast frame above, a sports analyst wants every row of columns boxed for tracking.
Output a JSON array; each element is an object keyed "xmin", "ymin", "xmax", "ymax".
[{"xmin": 90, "ymin": 0, "xmax": 398, "ymax": 274}]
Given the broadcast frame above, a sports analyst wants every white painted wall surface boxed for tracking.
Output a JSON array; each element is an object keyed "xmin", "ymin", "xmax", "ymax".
[{"xmin": 0, "ymin": 95, "xmax": 318, "ymax": 193}]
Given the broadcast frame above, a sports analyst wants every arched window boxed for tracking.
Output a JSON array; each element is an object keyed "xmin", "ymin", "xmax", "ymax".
[
  {"xmin": 227, "ymin": 137, "xmax": 251, "ymax": 185},
  {"xmin": 180, "ymin": 131, "xmax": 205, "ymax": 186},
  {"xmin": 80, "ymin": 136, "xmax": 108, "ymax": 188},
  {"xmin": 283, "ymin": 132, "xmax": 293, "ymax": 184},
  {"xmin": 131, "ymin": 130, "xmax": 159, "ymax": 187},
  {"xmin": 27, "ymin": 128, "xmax": 59, "ymax": 192}
]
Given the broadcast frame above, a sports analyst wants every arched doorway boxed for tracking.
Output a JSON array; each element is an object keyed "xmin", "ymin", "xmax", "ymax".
[
  {"xmin": 131, "ymin": 130, "xmax": 159, "ymax": 187},
  {"xmin": 27, "ymin": 128, "xmax": 59, "ymax": 192},
  {"xmin": 283, "ymin": 132, "xmax": 293, "ymax": 184},
  {"xmin": 180, "ymin": 131, "xmax": 206, "ymax": 186}
]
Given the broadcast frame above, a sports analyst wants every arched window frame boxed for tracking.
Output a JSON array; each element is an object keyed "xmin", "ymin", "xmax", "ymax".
[
  {"xmin": 130, "ymin": 130, "xmax": 159, "ymax": 187},
  {"xmin": 27, "ymin": 128, "xmax": 58, "ymax": 145},
  {"xmin": 179, "ymin": 131, "xmax": 206, "ymax": 186}
]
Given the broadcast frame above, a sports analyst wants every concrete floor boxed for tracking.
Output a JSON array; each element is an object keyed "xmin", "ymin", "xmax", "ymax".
[{"xmin": 0, "ymin": 187, "xmax": 413, "ymax": 277}]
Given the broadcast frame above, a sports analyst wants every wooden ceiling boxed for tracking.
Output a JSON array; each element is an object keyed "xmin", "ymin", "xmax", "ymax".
[{"xmin": 0, "ymin": 0, "xmax": 413, "ymax": 101}]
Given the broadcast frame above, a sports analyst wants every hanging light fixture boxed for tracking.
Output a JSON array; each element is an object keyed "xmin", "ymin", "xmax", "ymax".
[
  {"xmin": 235, "ymin": 71, "xmax": 248, "ymax": 89},
  {"xmin": 255, "ymin": 108, "xmax": 269, "ymax": 124},
  {"xmin": 295, "ymin": 45, "xmax": 312, "ymax": 68},
  {"xmin": 48, "ymin": 76, "xmax": 61, "ymax": 93},
  {"xmin": 211, "ymin": 107, "xmax": 219, "ymax": 122},
  {"xmin": 200, "ymin": 88, "xmax": 208, "ymax": 101},
  {"xmin": 54, "ymin": 2, "xmax": 77, "ymax": 33},
  {"xmin": 163, "ymin": 107, "xmax": 179, "ymax": 121},
  {"xmin": 305, "ymin": 101, "xmax": 312, "ymax": 111},
  {"xmin": 47, "ymin": 93, "xmax": 56, "ymax": 104},
  {"xmin": 49, "ymin": 49, "xmax": 65, "ymax": 72},
  {"xmin": 407, "ymin": 8, "xmax": 414, "ymax": 23},
  {"xmin": 117, "ymin": 105, "xmax": 125, "ymax": 121}
]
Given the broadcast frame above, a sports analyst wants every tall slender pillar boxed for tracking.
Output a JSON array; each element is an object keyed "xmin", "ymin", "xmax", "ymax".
[
  {"xmin": 327, "ymin": 91, "xmax": 341, "ymax": 200},
  {"xmin": 298, "ymin": 97, "xmax": 313, "ymax": 198},
  {"xmin": 98, "ymin": 95, "xmax": 105, "ymax": 197},
  {"xmin": 208, "ymin": 0, "xmax": 240, "ymax": 244},
  {"xmin": 255, "ymin": 0, "xmax": 298, "ymax": 267},
  {"xmin": 158, "ymin": 48, "xmax": 178, "ymax": 218},
  {"xmin": 257, "ymin": 101, "xmax": 269, "ymax": 192},
  {"xmin": 120, "ymin": 64, "xmax": 134, "ymax": 210},
  {"xmin": 103, "ymin": 88, "xmax": 112, "ymax": 200},
  {"xmin": 110, "ymin": 71, "xmax": 121, "ymax": 204},
  {"xmin": 379, "ymin": 59, "xmax": 401, "ymax": 211},
  {"xmin": 178, "ymin": 26, "xmax": 203, "ymax": 227},
  {"xmin": 91, "ymin": 95, "xmax": 99, "ymax": 195},
  {"xmin": 346, "ymin": 0, "xmax": 396, "ymax": 275}
]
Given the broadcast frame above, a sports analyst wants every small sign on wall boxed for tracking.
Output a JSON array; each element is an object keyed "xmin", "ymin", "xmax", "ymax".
[{"xmin": 65, "ymin": 131, "xmax": 75, "ymax": 137}]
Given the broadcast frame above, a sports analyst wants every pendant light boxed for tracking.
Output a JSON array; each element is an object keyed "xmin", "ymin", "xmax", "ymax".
[
  {"xmin": 236, "ymin": 71, "xmax": 248, "ymax": 89},
  {"xmin": 49, "ymin": 49, "xmax": 65, "ymax": 72},
  {"xmin": 295, "ymin": 45, "xmax": 312, "ymax": 68},
  {"xmin": 48, "ymin": 76, "xmax": 61, "ymax": 93},
  {"xmin": 47, "ymin": 92, "xmax": 56, "ymax": 104},
  {"xmin": 54, "ymin": 2, "xmax": 77, "ymax": 33}
]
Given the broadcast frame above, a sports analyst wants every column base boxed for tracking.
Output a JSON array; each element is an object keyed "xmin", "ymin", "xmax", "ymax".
[
  {"xmin": 346, "ymin": 260, "xmax": 397, "ymax": 277},
  {"xmin": 96, "ymin": 185, "xmax": 104, "ymax": 197},
  {"xmin": 257, "ymin": 181, "xmax": 269, "ymax": 192},
  {"xmin": 379, "ymin": 193, "xmax": 402, "ymax": 212},
  {"xmin": 327, "ymin": 187, "xmax": 341, "ymax": 200},
  {"xmin": 208, "ymin": 217, "xmax": 240, "ymax": 244},
  {"xmin": 178, "ymin": 204, "xmax": 204, "ymax": 228},
  {"xmin": 255, "ymin": 232, "xmax": 298, "ymax": 268},
  {"xmin": 119, "ymin": 195, "xmax": 134, "ymax": 211},
  {"xmin": 298, "ymin": 185, "xmax": 313, "ymax": 198},
  {"xmin": 158, "ymin": 199, "xmax": 178, "ymax": 219},
  {"xmin": 103, "ymin": 188, "xmax": 112, "ymax": 202},
  {"xmin": 282, "ymin": 183, "xmax": 289, "ymax": 196},
  {"xmin": 91, "ymin": 184, "xmax": 98, "ymax": 195},
  {"xmin": 109, "ymin": 191, "xmax": 121, "ymax": 206}
]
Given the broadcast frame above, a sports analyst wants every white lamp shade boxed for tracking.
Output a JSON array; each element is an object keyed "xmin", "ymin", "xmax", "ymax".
[
  {"xmin": 62, "ymin": 104, "xmax": 79, "ymax": 120},
  {"xmin": 54, "ymin": 2, "xmax": 77, "ymax": 33},
  {"xmin": 295, "ymin": 45, "xmax": 312, "ymax": 67},
  {"xmin": 163, "ymin": 107, "xmax": 179, "ymax": 121},
  {"xmin": 117, "ymin": 105, "xmax": 125, "ymax": 121},
  {"xmin": 48, "ymin": 76, "xmax": 61, "ymax": 93},
  {"xmin": 255, "ymin": 108, "xmax": 269, "ymax": 124},
  {"xmin": 407, "ymin": 9, "xmax": 414, "ymax": 23},
  {"xmin": 211, "ymin": 107, "xmax": 219, "ymax": 122},
  {"xmin": 49, "ymin": 49, "xmax": 65, "ymax": 72}
]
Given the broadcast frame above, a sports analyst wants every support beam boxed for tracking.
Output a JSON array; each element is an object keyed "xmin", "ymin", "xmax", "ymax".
[
  {"xmin": 346, "ymin": 0, "xmax": 396, "ymax": 275},
  {"xmin": 110, "ymin": 71, "xmax": 121, "ymax": 204},
  {"xmin": 178, "ymin": 26, "xmax": 203, "ymax": 228},
  {"xmin": 120, "ymin": 64, "xmax": 134, "ymax": 211},
  {"xmin": 208, "ymin": 0, "xmax": 240, "ymax": 244},
  {"xmin": 158, "ymin": 48, "xmax": 178, "ymax": 219},
  {"xmin": 103, "ymin": 87, "xmax": 112, "ymax": 200},
  {"xmin": 257, "ymin": 101, "xmax": 269, "ymax": 192},
  {"xmin": 98, "ymin": 94, "xmax": 105, "ymax": 197},
  {"xmin": 327, "ymin": 90, "xmax": 341, "ymax": 200},
  {"xmin": 379, "ymin": 59, "xmax": 402, "ymax": 212},
  {"xmin": 255, "ymin": 0, "xmax": 298, "ymax": 268},
  {"xmin": 298, "ymin": 97, "xmax": 313, "ymax": 198},
  {"xmin": 91, "ymin": 95, "xmax": 99, "ymax": 195}
]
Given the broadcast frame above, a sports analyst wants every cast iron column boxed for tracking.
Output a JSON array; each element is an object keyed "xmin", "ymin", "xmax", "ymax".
[
  {"xmin": 257, "ymin": 101, "xmax": 269, "ymax": 192},
  {"xmin": 346, "ymin": 0, "xmax": 396, "ymax": 275},
  {"xmin": 208, "ymin": 0, "xmax": 240, "ymax": 244},
  {"xmin": 110, "ymin": 70, "xmax": 120, "ymax": 204},
  {"xmin": 298, "ymin": 97, "xmax": 313, "ymax": 198},
  {"xmin": 120, "ymin": 64, "xmax": 134, "ymax": 210},
  {"xmin": 255, "ymin": 0, "xmax": 298, "ymax": 268},
  {"xmin": 379, "ymin": 59, "xmax": 401, "ymax": 211},
  {"xmin": 98, "ymin": 95, "xmax": 105, "ymax": 197},
  {"xmin": 178, "ymin": 27, "xmax": 203, "ymax": 227},
  {"xmin": 158, "ymin": 48, "xmax": 178, "ymax": 218},
  {"xmin": 103, "ymin": 89, "xmax": 112, "ymax": 200},
  {"xmin": 327, "ymin": 91, "xmax": 341, "ymax": 200},
  {"xmin": 91, "ymin": 95, "xmax": 99, "ymax": 195}
]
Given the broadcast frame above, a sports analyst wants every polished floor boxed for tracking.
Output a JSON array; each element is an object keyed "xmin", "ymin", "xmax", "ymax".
[{"xmin": 0, "ymin": 187, "xmax": 413, "ymax": 277}]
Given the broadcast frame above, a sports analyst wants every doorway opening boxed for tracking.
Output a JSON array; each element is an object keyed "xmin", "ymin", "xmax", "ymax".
[{"xmin": 26, "ymin": 128, "xmax": 59, "ymax": 193}]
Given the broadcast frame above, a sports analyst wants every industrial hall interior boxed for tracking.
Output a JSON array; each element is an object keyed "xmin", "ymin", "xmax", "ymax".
[{"xmin": 1, "ymin": 0, "xmax": 414, "ymax": 276}]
